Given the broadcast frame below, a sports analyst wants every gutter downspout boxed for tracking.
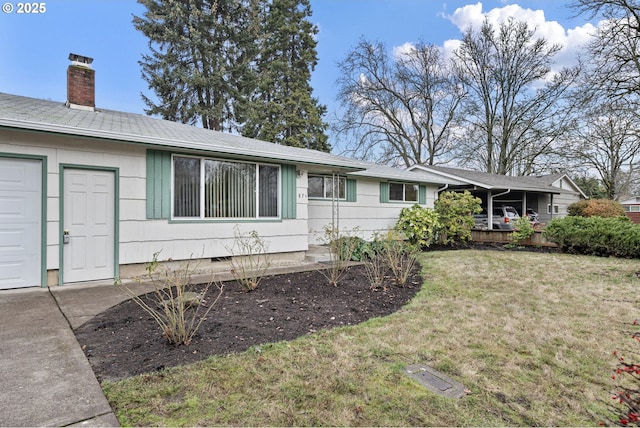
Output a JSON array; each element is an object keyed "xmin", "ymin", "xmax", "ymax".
[
  {"xmin": 488, "ymin": 189, "xmax": 511, "ymax": 230},
  {"xmin": 436, "ymin": 184, "xmax": 449, "ymax": 205}
]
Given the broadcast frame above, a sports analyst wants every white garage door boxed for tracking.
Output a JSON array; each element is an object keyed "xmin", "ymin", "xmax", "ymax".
[{"xmin": 0, "ymin": 157, "xmax": 42, "ymax": 289}]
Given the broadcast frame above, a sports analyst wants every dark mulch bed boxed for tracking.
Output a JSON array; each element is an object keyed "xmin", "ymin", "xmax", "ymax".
[
  {"xmin": 74, "ymin": 265, "xmax": 422, "ymax": 382},
  {"xmin": 74, "ymin": 243, "xmax": 556, "ymax": 383}
]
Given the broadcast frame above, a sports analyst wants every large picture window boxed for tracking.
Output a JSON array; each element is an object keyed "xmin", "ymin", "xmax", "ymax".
[
  {"xmin": 173, "ymin": 156, "xmax": 280, "ymax": 219},
  {"xmin": 389, "ymin": 182, "xmax": 418, "ymax": 202},
  {"xmin": 308, "ymin": 175, "xmax": 346, "ymax": 199}
]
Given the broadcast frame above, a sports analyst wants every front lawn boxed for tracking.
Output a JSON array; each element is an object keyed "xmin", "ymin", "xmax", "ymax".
[{"xmin": 104, "ymin": 250, "xmax": 637, "ymax": 426}]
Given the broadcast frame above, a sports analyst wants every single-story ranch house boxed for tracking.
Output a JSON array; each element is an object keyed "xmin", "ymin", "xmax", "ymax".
[{"xmin": 0, "ymin": 54, "xmax": 584, "ymax": 289}]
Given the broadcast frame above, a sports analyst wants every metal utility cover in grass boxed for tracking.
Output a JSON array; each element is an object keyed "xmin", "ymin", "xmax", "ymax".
[{"xmin": 404, "ymin": 364, "xmax": 467, "ymax": 399}]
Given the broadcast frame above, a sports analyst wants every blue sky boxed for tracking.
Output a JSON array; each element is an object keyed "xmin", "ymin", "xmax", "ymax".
[{"xmin": 0, "ymin": 1, "xmax": 596, "ymax": 122}]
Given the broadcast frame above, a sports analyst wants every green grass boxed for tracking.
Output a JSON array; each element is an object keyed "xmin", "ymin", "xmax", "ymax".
[{"xmin": 103, "ymin": 250, "xmax": 639, "ymax": 426}]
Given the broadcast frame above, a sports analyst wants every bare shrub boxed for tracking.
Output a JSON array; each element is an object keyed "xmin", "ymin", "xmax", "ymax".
[
  {"xmin": 363, "ymin": 253, "xmax": 388, "ymax": 290},
  {"xmin": 226, "ymin": 226, "xmax": 272, "ymax": 291},
  {"xmin": 116, "ymin": 252, "xmax": 223, "ymax": 346},
  {"xmin": 381, "ymin": 231, "xmax": 418, "ymax": 286},
  {"xmin": 319, "ymin": 225, "xmax": 361, "ymax": 286}
]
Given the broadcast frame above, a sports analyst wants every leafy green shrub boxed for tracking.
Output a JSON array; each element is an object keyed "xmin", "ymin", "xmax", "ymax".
[
  {"xmin": 336, "ymin": 235, "xmax": 379, "ymax": 262},
  {"xmin": 544, "ymin": 216, "xmax": 640, "ymax": 258},
  {"xmin": 508, "ymin": 216, "xmax": 535, "ymax": 247},
  {"xmin": 567, "ymin": 199, "xmax": 626, "ymax": 218},
  {"xmin": 434, "ymin": 190, "xmax": 482, "ymax": 245},
  {"xmin": 395, "ymin": 204, "xmax": 440, "ymax": 248},
  {"xmin": 116, "ymin": 252, "xmax": 224, "ymax": 346}
]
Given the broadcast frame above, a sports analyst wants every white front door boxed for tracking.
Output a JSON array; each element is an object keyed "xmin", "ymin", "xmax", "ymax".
[
  {"xmin": 0, "ymin": 158, "xmax": 42, "ymax": 289},
  {"xmin": 63, "ymin": 169, "xmax": 115, "ymax": 283}
]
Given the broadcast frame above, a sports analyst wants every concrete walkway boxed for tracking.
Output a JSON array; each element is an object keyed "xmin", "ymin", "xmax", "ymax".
[
  {"xmin": 0, "ymin": 262, "xmax": 327, "ymax": 427},
  {"xmin": 0, "ymin": 286, "xmax": 119, "ymax": 427}
]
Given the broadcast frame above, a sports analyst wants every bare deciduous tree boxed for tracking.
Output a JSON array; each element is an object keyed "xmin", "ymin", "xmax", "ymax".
[
  {"xmin": 453, "ymin": 18, "xmax": 580, "ymax": 175},
  {"xmin": 572, "ymin": 0, "xmax": 640, "ymax": 97},
  {"xmin": 334, "ymin": 39, "xmax": 464, "ymax": 167},
  {"xmin": 570, "ymin": 96, "xmax": 640, "ymax": 199}
]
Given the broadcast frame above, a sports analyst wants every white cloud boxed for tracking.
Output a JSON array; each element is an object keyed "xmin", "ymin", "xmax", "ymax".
[
  {"xmin": 392, "ymin": 42, "xmax": 417, "ymax": 60},
  {"xmin": 442, "ymin": 2, "xmax": 597, "ymax": 70}
]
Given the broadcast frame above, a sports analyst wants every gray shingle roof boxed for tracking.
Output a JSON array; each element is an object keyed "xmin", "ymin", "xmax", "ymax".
[
  {"xmin": 0, "ymin": 92, "xmax": 365, "ymax": 171},
  {"xmin": 348, "ymin": 161, "xmax": 449, "ymax": 184},
  {"xmin": 411, "ymin": 165, "xmax": 576, "ymax": 194}
]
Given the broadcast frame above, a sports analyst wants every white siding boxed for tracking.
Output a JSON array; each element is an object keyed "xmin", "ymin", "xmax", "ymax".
[
  {"xmin": 308, "ymin": 178, "xmax": 438, "ymax": 245},
  {"xmin": 0, "ymin": 129, "xmax": 310, "ymax": 281}
]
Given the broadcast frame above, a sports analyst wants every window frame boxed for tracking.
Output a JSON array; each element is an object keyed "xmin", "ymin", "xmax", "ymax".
[
  {"xmin": 388, "ymin": 181, "xmax": 419, "ymax": 203},
  {"xmin": 308, "ymin": 174, "xmax": 347, "ymax": 200},
  {"xmin": 171, "ymin": 154, "xmax": 281, "ymax": 221}
]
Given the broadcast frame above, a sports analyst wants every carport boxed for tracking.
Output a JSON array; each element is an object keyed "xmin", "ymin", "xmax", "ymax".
[{"xmin": 407, "ymin": 165, "xmax": 587, "ymax": 229}]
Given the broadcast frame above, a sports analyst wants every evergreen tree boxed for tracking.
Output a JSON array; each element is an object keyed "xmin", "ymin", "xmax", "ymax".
[
  {"xmin": 242, "ymin": 0, "xmax": 330, "ymax": 151},
  {"xmin": 133, "ymin": 0, "xmax": 258, "ymax": 132}
]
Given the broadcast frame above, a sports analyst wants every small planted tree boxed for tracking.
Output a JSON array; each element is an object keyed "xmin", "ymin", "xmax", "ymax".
[
  {"xmin": 226, "ymin": 226, "xmax": 272, "ymax": 292},
  {"xmin": 434, "ymin": 190, "xmax": 482, "ymax": 245},
  {"xmin": 116, "ymin": 252, "xmax": 223, "ymax": 346}
]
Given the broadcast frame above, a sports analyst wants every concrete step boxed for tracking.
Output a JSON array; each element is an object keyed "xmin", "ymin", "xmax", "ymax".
[{"xmin": 305, "ymin": 245, "xmax": 333, "ymax": 263}]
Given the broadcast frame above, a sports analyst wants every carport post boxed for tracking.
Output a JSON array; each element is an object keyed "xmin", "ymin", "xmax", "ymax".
[{"xmin": 487, "ymin": 190, "xmax": 493, "ymax": 230}]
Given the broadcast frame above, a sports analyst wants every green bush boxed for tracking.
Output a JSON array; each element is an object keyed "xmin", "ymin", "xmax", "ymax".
[
  {"xmin": 567, "ymin": 199, "xmax": 626, "ymax": 218},
  {"xmin": 434, "ymin": 191, "xmax": 482, "ymax": 245},
  {"xmin": 395, "ymin": 204, "xmax": 440, "ymax": 249},
  {"xmin": 336, "ymin": 236, "xmax": 368, "ymax": 262},
  {"xmin": 567, "ymin": 200, "xmax": 589, "ymax": 217},
  {"xmin": 507, "ymin": 216, "xmax": 535, "ymax": 247},
  {"xmin": 544, "ymin": 216, "xmax": 640, "ymax": 258}
]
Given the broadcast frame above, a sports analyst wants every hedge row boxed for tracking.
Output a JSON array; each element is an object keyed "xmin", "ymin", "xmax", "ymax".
[{"xmin": 544, "ymin": 216, "xmax": 640, "ymax": 258}]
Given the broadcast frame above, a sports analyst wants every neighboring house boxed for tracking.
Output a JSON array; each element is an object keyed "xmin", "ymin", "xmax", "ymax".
[
  {"xmin": 408, "ymin": 165, "xmax": 586, "ymax": 227},
  {"xmin": 620, "ymin": 196, "xmax": 640, "ymax": 224},
  {"xmin": 0, "ymin": 54, "xmax": 446, "ymax": 289}
]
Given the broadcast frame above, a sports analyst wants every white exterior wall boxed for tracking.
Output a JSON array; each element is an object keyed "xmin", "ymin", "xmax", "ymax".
[
  {"xmin": 307, "ymin": 177, "xmax": 438, "ymax": 244},
  {"xmin": 0, "ymin": 129, "xmax": 310, "ymax": 280}
]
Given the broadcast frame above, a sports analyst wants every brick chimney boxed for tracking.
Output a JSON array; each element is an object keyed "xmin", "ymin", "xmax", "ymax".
[{"xmin": 66, "ymin": 53, "xmax": 95, "ymax": 111}]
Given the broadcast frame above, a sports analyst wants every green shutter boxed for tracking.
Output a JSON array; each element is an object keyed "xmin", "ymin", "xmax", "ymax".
[
  {"xmin": 380, "ymin": 182, "xmax": 389, "ymax": 203},
  {"xmin": 346, "ymin": 179, "xmax": 357, "ymax": 202},
  {"xmin": 146, "ymin": 150, "xmax": 171, "ymax": 219},
  {"xmin": 281, "ymin": 164, "xmax": 297, "ymax": 219},
  {"xmin": 419, "ymin": 185, "xmax": 427, "ymax": 205}
]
